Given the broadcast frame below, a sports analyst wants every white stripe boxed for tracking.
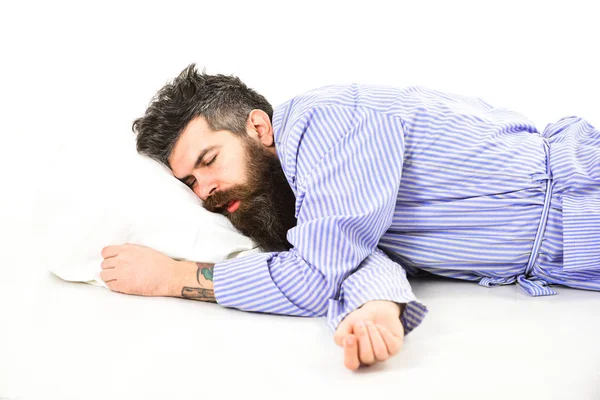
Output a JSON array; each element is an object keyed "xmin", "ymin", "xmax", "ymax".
[{"xmin": 214, "ymin": 85, "xmax": 600, "ymax": 334}]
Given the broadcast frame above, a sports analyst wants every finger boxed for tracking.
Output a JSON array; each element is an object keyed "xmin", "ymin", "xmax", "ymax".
[
  {"xmin": 101, "ymin": 245, "xmax": 121, "ymax": 259},
  {"xmin": 100, "ymin": 269, "xmax": 118, "ymax": 284},
  {"xmin": 101, "ymin": 259, "xmax": 117, "ymax": 270},
  {"xmin": 365, "ymin": 320, "xmax": 389, "ymax": 361},
  {"xmin": 377, "ymin": 323, "xmax": 404, "ymax": 356},
  {"xmin": 105, "ymin": 280, "xmax": 122, "ymax": 293},
  {"xmin": 124, "ymin": 243, "xmax": 144, "ymax": 249},
  {"xmin": 355, "ymin": 321, "xmax": 375, "ymax": 365},
  {"xmin": 334, "ymin": 319, "xmax": 353, "ymax": 347},
  {"xmin": 343, "ymin": 335, "xmax": 360, "ymax": 371}
]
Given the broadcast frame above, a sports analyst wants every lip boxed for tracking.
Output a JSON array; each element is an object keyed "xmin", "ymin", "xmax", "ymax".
[{"xmin": 226, "ymin": 200, "xmax": 241, "ymax": 213}]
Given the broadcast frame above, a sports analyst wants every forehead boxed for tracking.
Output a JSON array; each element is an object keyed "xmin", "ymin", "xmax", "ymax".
[
  {"xmin": 170, "ymin": 116, "xmax": 206, "ymax": 158},
  {"xmin": 168, "ymin": 117, "xmax": 214, "ymax": 173},
  {"xmin": 168, "ymin": 117, "xmax": 239, "ymax": 176}
]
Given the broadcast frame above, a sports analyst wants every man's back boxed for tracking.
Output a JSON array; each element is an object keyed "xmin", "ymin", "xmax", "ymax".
[{"xmin": 272, "ymin": 84, "xmax": 597, "ymax": 296}]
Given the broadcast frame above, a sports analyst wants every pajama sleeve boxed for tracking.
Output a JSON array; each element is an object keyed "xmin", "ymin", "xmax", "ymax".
[
  {"xmin": 213, "ymin": 104, "xmax": 428, "ymax": 334},
  {"xmin": 328, "ymin": 248, "xmax": 428, "ymax": 334}
]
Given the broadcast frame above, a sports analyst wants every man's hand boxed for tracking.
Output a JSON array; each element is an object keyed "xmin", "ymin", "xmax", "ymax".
[
  {"xmin": 100, "ymin": 244, "xmax": 216, "ymax": 302},
  {"xmin": 100, "ymin": 244, "xmax": 180, "ymax": 296},
  {"xmin": 333, "ymin": 300, "xmax": 405, "ymax": 371}
]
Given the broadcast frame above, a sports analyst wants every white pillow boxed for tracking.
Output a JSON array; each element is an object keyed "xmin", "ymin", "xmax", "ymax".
[{"xmin": 34, "ymin": 133, "xmax": 258, "ymax": 287}]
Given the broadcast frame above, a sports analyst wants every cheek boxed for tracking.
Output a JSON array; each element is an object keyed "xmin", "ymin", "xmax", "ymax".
[
  {"xmin": 221, "ymin": 158, "xmax": 247, "ymax": 184},
  {"xmin": 192, "ymin": 186, "xmax": 202, "ymax": 198}
]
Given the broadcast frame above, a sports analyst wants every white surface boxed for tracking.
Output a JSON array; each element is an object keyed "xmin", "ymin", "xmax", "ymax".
[
  {"xmin": 2, "ymin": 1, "xmax": 600, "ymax": 399},
  {"xmin": 2, "ymin": 252, "xmax": 600, "ymax": 399}
]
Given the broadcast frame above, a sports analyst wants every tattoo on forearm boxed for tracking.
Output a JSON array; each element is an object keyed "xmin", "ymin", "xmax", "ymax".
[
  {"xmin": 195, "ymin": 262, "xmax": 214, "ymax": 286},
  {"xmin": 181, "ymin": 287, "xmax": 216, "ymax": 302}
]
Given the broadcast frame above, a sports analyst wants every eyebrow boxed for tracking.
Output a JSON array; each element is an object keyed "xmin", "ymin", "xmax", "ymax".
[{"xmin": 176, "ymin": 145, "xmax": 218, "ymax": 183}]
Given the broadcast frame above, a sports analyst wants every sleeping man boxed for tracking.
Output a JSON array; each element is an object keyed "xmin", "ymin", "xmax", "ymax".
[{"xmin": 101, "ymin": 64, "xmax": 600, "ymax": 371}]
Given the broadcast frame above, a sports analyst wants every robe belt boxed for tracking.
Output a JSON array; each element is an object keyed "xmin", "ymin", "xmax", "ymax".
[{"xmin": 479, "ymin": 139, "xmax": 556, "ymax": 296}]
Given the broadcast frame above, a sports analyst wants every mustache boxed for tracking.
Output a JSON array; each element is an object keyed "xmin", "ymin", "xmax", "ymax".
[{"xmin": 202, "ymin": 185, "xmax": 254, "ymax": 214}]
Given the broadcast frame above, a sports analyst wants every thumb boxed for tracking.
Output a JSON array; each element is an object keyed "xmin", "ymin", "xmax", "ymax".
[{"xmin": 333, "ymin": 319, "xmax": 353, "ymax": 347}]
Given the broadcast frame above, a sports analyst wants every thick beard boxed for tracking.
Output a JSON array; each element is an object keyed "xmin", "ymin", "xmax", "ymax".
[{"xmin": 202, "ymin": 139, "xmax": 297, "ymax": 252}]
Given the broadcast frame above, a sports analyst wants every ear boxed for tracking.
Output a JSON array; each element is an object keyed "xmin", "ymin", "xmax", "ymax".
[{"xmin": 246, "ymin": 109, "xmax": 274, "ymax": 147}]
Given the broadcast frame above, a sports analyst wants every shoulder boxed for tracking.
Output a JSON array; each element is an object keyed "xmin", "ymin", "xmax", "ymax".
[
  {"xmin": 274, "ymin": 84, "xmax": 411, "ymax": 190},
  {"xmin": 272, "ymin": 84, "xmax": 359, "ymax": 189}
]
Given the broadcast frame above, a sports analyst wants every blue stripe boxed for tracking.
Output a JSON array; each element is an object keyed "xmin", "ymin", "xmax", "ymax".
[{"xmin": 214, "ymin": 85, "xmax": 600, "ymax": 334}]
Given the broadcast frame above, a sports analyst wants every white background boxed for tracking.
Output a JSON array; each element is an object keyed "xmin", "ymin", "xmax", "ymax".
[
  {"xmin": 1, "ymin": 1, "xmax": 599, "ymax": 399},
  {"xmin": 2, "ymin": 0, "xmax": 599, "ymax": 231}
]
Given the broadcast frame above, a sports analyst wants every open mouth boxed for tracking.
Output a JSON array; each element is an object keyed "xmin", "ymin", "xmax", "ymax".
[{"xmin": 225, "ymin": 200, "xmax": 241, "ymax": 213}]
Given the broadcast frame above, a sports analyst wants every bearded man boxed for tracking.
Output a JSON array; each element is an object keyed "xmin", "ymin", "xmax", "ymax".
[{"xmin": 100, "ymin": 64, "xmax": 600, "ymax": 371}]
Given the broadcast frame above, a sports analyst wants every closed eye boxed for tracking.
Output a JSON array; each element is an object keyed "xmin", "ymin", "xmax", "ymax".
[
  {"xmin": 182, "ymin": 154, "xmax": 216, "ymax": 189},
  {"xmin": 186, "ymin": 178, "xmax": 196, "ymax": 189}
]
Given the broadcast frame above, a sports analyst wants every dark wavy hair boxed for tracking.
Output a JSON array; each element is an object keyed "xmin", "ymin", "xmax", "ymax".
[{"xmin": 132, "ymin": 64, "xmax": 273, "ymax": 166}]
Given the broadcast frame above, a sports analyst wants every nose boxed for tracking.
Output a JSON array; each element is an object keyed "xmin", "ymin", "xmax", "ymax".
[
  {"xmin": 195, "ymin": 174, "xmax": 218, "ymax": 201},
  {"xmin": 197, "ymin": 179, "xmax": 218, "ymax": 201}
]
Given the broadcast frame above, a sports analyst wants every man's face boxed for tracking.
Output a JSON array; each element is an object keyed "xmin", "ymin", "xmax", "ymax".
[{"xmin": 169, "ymin": 116, "xmax": 297, "ymax": 252}]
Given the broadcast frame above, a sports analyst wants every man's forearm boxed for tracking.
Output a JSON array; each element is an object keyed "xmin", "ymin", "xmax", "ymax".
[{"xmin": 169, "ymin": 261, "xmax": 217, "ymax": 303}]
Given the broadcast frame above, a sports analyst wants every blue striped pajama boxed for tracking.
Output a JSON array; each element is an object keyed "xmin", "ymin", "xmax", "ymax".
[{"xmin": 213, "ymin": 84, "xmax": 600, "ymax": 334}]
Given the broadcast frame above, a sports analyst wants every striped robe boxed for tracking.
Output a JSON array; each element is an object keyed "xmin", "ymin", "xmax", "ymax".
[{"xmin": 213, "ymin": 84, "xmax": 600, "ymax": 334}]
